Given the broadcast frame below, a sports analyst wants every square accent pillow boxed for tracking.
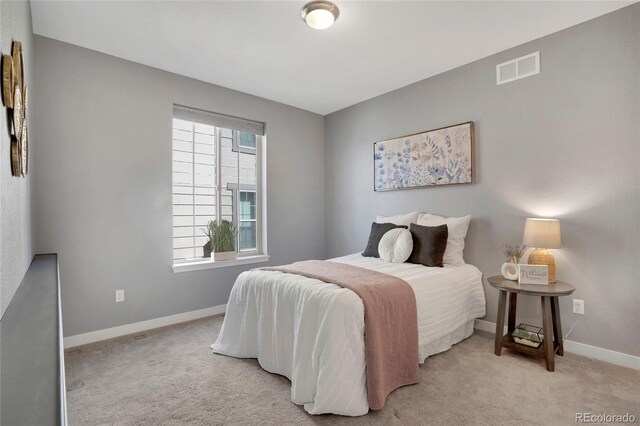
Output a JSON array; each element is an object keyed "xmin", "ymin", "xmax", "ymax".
[
  {"xmin": 362, "ymin": 222, "xmax": 407, "ymax": 258},
  {"xmin": 375, "ymin": 211, "xmax": 421, "ymax": 227},
  {"xmin": 416, "ymin": 214, "xmax": 470, "ymax": 266},
  {"xmin": 407, "ymin": 223, "xmax": 448, "ymax": 267}
]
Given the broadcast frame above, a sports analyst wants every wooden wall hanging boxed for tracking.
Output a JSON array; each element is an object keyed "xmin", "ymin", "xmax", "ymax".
[{"xmin": 2, "ymin": 40, "xmax": 28, "ymax": 177}]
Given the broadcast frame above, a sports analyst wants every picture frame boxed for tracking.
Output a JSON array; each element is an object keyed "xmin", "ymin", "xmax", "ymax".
[
  {"xmin": 373, "ymin": 121, "xmax": 473, "ymax": 191},
  {"xmin": 518, "ymin": 264, "xmax": 549, "ymax": 285}
]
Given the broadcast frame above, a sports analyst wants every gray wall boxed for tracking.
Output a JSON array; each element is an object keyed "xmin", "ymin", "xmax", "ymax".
[
  {"xmin": 0, "ymin": 0, "xmax": 36, "ymax": 317},
  {"xmin": 325, "ymin": 5, "xmax": 639, "ymax": 356},
  {"xmin": 31, "ymin": 5, "xmax": 640, "ymax": 356},
  {"xmin": 33, "ymin": 36, "xmax": 325, "ymax": 336}
]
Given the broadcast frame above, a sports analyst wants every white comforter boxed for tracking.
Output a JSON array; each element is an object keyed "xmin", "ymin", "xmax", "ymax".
[{"xmin": 212, "ymin": 254, "xmax": 486, "ymax": 416}]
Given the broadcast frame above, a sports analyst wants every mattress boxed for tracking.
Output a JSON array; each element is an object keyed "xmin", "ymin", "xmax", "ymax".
[
  {"xmin": 332, "ymin": 254, "xmax": 486, "ymax": 361},
  {"xmin": 212, "ymin": 254, "xmax": 486, "ymax": 416}
]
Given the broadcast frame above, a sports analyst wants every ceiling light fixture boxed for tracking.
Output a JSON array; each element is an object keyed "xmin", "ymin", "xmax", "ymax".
[{"xmin": 301, "ymin": 1, "xmax": 339, "ymax": 30}]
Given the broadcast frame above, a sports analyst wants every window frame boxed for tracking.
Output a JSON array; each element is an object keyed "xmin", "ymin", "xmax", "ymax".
[
  {"xmin": 226, "ymin": 184, "xmax": 258, "ymax": 254},
  {"xmin": 231, "ymin": 130, "xmax": 257, "ymax": 155},
  {"xmin": 213, "ymin": 128, "xmax": 262, "ymax": 259},
  {"xmin": 238, "ymin": 190, "xmax": 258, "ymax": 252},
  {"xmin": 171, "ymin": 106, "xmax": 266, "ymax": 269}
]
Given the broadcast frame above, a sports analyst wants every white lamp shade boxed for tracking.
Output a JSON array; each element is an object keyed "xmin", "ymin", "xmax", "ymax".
[{"xmin": 522, "ymin": 218, "xmax": 561, "ymax": 249}]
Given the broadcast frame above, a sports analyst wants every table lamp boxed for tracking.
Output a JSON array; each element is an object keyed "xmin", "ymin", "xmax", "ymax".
[{"xmin": 522, "ymin": 218, "xmax": 561, "ymax": 283}]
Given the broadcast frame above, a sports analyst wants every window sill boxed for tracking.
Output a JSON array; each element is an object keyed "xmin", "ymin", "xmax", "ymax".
[{"xmin": 172, "ymin": 254, "xmax": 270, "ymax": 273}]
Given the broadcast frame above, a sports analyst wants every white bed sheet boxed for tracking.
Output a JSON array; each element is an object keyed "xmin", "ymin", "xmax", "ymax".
[{"xmin": 212, "ymin": 254, "xmax": 486, "ymax": 416}]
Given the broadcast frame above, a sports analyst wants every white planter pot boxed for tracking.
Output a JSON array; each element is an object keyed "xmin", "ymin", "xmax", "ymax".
[{"xmin": 214, "ymin": 251, "xmax": 237, "ymax": 262}]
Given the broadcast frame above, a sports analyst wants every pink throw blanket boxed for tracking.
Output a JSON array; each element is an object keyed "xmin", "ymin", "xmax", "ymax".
[{"xmin": 262, "ymin": 260, "xmax": 419, "ymax": 410}]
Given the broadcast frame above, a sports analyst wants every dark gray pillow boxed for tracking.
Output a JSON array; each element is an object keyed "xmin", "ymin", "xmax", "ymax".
[
  {"xmin": 362, "ymin": 222, "xmax": 408, "ymax": 258},
  {"xmin": 407, "ymin": 223, "xmax": 448, "ymax": 267}
]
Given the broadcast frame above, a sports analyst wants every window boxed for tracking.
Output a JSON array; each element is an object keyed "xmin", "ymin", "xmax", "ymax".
[
  {"xmin": 238, "ymin": 191, "xmax": 257, "ymax": 251},
  {"xmin": 172, "ymin": 106, "xmax": 264, "ymax": 264},
  {"xmin": 232, "ymin": 130, "xmax": 257, "ymax": 154}
]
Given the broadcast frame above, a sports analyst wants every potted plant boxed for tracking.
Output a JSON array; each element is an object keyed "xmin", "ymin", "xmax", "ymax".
[{"xmin": 203, "ymin": 219, "xmax": 238, "ymax": 261}]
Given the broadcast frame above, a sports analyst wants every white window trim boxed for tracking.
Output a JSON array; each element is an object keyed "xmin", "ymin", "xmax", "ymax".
[
  {"xmin": 172, "ymin": 106, "xmax": 267, "ymax": 268},
  {"xmin": 172, "ymin": 254, "xmax": 270, "ymax": 273}
]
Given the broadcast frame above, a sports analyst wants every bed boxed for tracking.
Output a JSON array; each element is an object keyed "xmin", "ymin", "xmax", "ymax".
[{"xmin": 212, "ymin": 253, "xmax": 486, "ymax": 416}]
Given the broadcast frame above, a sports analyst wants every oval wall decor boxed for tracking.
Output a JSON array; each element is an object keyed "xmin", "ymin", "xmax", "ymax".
[
  {"xmin": 11, "ymin": 42, "xmax": 23, "ymax": 94},
  {"xmin": 2, "ymin": 55, "xmax": 13, "ymax": 108},
  {"xmin": 21, "ymin": 86, "xmax": 28, "ymax": 176},
  {"xmin": 11, "ymin": 84, "xmax": 23, "ymax": 176},
  {"xmin": 1, "ymin": 40, "xmax": 28, "ymax": 177}
]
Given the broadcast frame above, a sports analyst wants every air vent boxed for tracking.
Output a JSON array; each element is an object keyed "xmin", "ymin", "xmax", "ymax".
[{"xmin": 496, "ymin": 52, "xmax": 540, "ymax": 85}]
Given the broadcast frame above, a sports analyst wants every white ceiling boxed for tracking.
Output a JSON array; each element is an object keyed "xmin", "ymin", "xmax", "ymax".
[{"xmin": 31, "ymin": 1, "xmax": 633, "ymax": 115}]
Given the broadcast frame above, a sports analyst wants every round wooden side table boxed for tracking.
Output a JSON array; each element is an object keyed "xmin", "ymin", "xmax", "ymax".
[{"xmin": 487, "ymin": 275, "xmax": 575, "ymax": 372}]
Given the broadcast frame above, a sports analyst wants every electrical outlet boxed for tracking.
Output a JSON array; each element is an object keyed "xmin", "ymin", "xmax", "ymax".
[
  {"xmin": 573, "ymin": 299, "xmax": 584, "ymax": 315},
  {"xmin": 115, "ymin": 289, "xmax": 124, "ymax": 303}
]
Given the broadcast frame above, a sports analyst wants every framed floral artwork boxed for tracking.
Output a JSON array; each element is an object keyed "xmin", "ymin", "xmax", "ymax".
[{"xmin": 374, "ymin": 122, "xmax": 473, "ymax": 191}]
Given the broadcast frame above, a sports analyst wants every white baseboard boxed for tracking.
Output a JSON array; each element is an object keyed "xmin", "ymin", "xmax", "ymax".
[
  {"xmin": 474, "ymin": 319, "xmax": 503, "ymax": 334},
  {"xmin": 474, "ymin": 319, "xmax": 640, "ymax": 370},
  {"xmin": 63, "ymin": 304, "xmax": 227, "ymax": 348},
  {"xmin": 63, "ymin": 309, "xmax": 638, "ymax": 371}
]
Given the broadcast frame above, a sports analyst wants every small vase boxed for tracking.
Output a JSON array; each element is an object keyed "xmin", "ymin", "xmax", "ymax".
[
  {"xmin": 203, "ymin": 242, "xmax": 212, "ymax": 258},
  {"xmin": 501, "ymin": 262, "xmax": 519, "ymax": 281}
]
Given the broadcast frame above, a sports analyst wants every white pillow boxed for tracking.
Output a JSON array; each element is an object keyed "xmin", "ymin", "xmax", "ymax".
[
  {"xmin": 375, "ymin": 211, "xmax": 421, "ymax": 227},
  {"xmin": 416, "ymin": 214, "xmax": 470, "ymax": 266},
  {"xmin": 378, "ymin": 228, "xmax": 413, "ymax": 263}
]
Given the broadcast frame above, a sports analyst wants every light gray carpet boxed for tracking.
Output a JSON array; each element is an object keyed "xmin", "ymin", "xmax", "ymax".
[{"xmin": 65, "ymin": 315, "xmax": 639, "ymax": 425}]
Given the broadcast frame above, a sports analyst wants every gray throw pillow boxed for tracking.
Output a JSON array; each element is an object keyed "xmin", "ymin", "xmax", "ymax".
[
  {"xmin": 407, "ymin": 223, "xmax": 448, "ymax": 267},
  {"xmin": 362, "ymin": 222, "xmax": 408, "ymax": 258}
]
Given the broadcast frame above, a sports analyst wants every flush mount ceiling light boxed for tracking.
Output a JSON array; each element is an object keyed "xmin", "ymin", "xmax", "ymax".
[{"xmin": 301, "ymin": 1, "xmax": 339, "ymax": 30}]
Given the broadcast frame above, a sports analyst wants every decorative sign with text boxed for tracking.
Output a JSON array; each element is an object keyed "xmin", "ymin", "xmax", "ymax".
[{"xmin": 518, "ymin": 264, "xmax": 549, "ymax": 285}]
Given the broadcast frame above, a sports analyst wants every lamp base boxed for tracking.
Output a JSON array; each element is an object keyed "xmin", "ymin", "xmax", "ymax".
[{"xmin": 527, "ymin": 249, "xmax": 556, "ymax": 283}]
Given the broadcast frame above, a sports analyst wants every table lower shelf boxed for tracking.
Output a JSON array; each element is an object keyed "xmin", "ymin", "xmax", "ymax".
[{"xmin": 501, "ymin": 334, "xmax": 559, "ymax": 358}]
